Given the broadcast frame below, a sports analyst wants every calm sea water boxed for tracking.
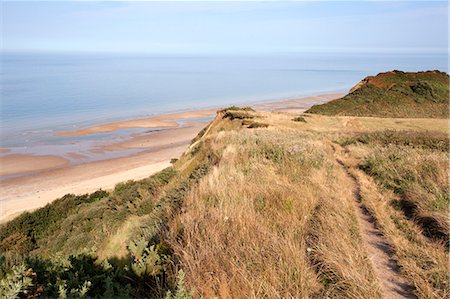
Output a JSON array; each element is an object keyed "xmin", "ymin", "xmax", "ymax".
[{"xmin": 1, "ymin": 51, "xmax": 448, "ymax": 152}]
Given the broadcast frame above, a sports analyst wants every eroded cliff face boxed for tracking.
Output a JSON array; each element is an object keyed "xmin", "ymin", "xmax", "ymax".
[{"xmin": 349, "ymin": 77, "xmax": 371, "ymax": 93}]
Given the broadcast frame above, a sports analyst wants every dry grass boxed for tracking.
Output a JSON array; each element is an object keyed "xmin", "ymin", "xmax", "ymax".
[
  {"xmin": 168, "ymin": 117, "xmax": 380, "ymax": 298},
  {"xmin": 169, "ymin": 111, "xmax": 448, "ymax": 298},
  {"xmin": 170, "ymin": 130, "xmax": 322, "ymax": 298},
  {"xmin": 360, "ymin": 146, "xmax": 448, "ymax": 242},
  {"xmin": 336, "ymin": 130, "xmax": 449, "ymax": 298},
  {"xmin": 2, "ymin": 107, "xmax": 448, "ymax": 298},
  {"xmin": 351, "ymin": 169, "xmax": 448, "ymax": 298},
  {"xmin": 307, "ymin": 159, "xmax": 381, "ymax": 298}
]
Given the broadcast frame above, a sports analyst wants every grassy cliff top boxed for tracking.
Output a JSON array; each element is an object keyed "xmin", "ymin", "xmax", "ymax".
[
  {"xmin": 1, "ymin": 106, "xmax": 448, "ymax": 298},
  {"xmin": 306, "ymin": 70, "xmax": 449, "ymax": 118}
]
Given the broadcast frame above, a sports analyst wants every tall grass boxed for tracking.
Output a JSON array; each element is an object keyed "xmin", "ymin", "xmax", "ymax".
[
  {"xmin": 352, "ymin": 169, "xmax": 449, "ymax": 298},
  {"xmin": 169, "ymin": 128, "xmax": 380, "ymax": 298},
  {"xmin": 337, "ymin": 128, "xmax": 449, "ymax": 298},
  {"xmin": 360, "ymin": 145, "xmax": 449, "ymax": 244},
  {"xmin": 1, "ymin": 109, "xmax": 447, "ymax": 298}
]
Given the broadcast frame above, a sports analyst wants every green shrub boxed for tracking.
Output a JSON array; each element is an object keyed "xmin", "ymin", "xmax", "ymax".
[
  {"xmin": 292, "ymin": 116, "xmax": 306, "ymax": 122},
  {"xmin": 219, "ymin": 106, "xmax": 254, "ymax": 112},
  {"xmin": 0, "ymin": 190, "xmax": 109, "ymax": 255},
  {"xmin": 0, "ymin": 262, "xmax": 33, "ymax": 298},
  {"xmin": 0, "ymin": 168, "xmax": 177, "ymax": 256},
  {"xmin": 248, "ymin": 122, "xmax": 269, "ymax": 129},
  {"xmin": 223, "ymin": 110, "xmax": 255, "ymax": 120},
  {"xmin": 128, "ymin": 239, "xmax": 166, "ymax": 277},
  {"xmin": 165, "ymin": 270, "xmax": 194, "ymax": 299}
]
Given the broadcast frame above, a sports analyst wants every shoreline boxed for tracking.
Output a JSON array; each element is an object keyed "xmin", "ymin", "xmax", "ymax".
[
  {"xmin": 54, "ymin": 109, "xmax": 217, "ymax": 137},
  {"xmin": 0, "ymin": 92, "xmax": 343, "ymax": 223}
]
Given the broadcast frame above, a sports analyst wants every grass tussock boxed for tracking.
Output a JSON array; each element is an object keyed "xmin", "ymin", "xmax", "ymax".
[
  {"xmin": 292, "ymin": 116, "xmax": 307, "ymax": 122},
  {"xmin": 219, "ymin": 106, "xmax": 255, "ymax": 112},
  {"xmin": 219, "ymin": 106, "xmax": 258, "ymax": 121},
  {"xmin": 247, "ymin": 121, "xmax": 269, "ymax": 128}
]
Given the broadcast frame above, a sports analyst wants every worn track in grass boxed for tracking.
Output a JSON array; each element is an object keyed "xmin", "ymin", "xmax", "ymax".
[{"xmin": 333, "ymin": 146, "xmax": 416, "ymax": 299}]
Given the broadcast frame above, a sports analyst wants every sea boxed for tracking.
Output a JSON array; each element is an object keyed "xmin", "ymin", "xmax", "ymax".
[{"xmin": 1, "ymin": 51, "xmax": 448, "ymax": 157}]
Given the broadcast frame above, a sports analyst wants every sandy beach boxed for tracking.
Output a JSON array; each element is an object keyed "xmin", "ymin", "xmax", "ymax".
[
  {"xmin": 55, "ymin": 109, "xmax": 217, "ymax": 137},
  {"xmin": 0, "ymin": 154, "xmax": 70, "ymax": 177},
  {"xmin": 0, "ymin": 93, "xmax": 342, "ymax": 223}
]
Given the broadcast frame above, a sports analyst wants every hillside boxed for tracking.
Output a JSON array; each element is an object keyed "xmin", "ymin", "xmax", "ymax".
[
  {"xmin": 306, "ymin": 70, "xmax": 449, "ymax": 118},
  {"xmin": 1, "ymin": 105, "xmax": 448, "ymax": 298}
]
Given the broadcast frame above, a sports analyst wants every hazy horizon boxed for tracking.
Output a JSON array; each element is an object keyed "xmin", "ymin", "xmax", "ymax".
[{"xmin": 3, "ymin": 1, "xmax": 448, "ymax": 55}]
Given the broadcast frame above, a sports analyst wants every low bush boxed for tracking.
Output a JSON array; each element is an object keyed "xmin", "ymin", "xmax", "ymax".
[
  {"xmin": 219, "ymin": 106, "xmax": 254, "ymax": 112},
  {"xmin": 247, "ymin": 122, "xmax": 269, "ymax": 129},
  {"xmin": 292, "ymin": 116, "xmax": 306, "ymax": 122},
  {"xmin": 222, "ymin": 110, "xmax": 255, "ymax": 120},
  {"xmin": 0, "ymin": 168, "xmax": 177, "ymax": 256},
  {"xmin": 0, "ymin": 190, "xmax": 109, "ymax": 255}
]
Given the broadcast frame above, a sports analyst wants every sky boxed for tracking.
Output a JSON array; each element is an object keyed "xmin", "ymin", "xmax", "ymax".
[{"xmin": 2, "ymin": 1, "xmax": 448, "ymax": 54}]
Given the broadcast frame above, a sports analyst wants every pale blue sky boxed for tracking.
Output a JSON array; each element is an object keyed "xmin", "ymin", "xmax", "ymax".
[{"xmin": 2, "ymin": 1, "xmax": 448, "ymax": 54}]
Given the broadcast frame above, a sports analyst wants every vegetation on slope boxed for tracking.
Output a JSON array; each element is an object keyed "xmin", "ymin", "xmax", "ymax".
[
  {"xmin": 344, "ymin": 131, "xmax": 449, "ymax": 245},
  {"xmin": 0, "ymin": 119, "xmax": 223, "ymax": 297},
  {"xmin": 169, "ymin": 126, "xmax": 379, "ymax": 298},
  {"xmin": 0, "ymin": 105, "xmax": 448, "ymax": 298},
  {"xmin": 307, "ymin": 70, "xmax": 449, "ymax": 118},
  {"xmin": 334, "ymin": 128, "xmax": 449, "ymax": 298}
]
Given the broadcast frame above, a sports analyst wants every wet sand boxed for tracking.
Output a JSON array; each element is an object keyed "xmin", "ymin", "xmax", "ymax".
[
  {"xmin": 0, "ymin": 154, "xmax": 70, "ymax": 177},
  {"xmin": 0, "ymin": 93, "xmax": 342, "ymax": 223},
  {"xmin": 55, "ymin": 109, "xmax": 216, "ymax": 137},
  {"xmin": 92, "ymin": 123, "xmax": 206, "ymax": 153}
]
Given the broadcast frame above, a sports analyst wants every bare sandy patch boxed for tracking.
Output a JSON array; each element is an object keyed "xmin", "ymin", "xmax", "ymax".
[
  {"xmin": 55, "ymin": 109, "xmax": 216, "ymax": 137},
  {"xmin": 93, "ymin": 122, "xmax": 205, "ymax": 153},
  {"xmin": 0, "ymin": 154, "xmax": 69, "ymax": 177}
]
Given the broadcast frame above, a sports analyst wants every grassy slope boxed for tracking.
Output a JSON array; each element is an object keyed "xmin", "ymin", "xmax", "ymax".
[
  {"xmin": 334, "ymin": 131, "xmax": 449, "ymax": 298},
  {"xmin": 307, "ymin": 70, "xmax": 449, "ymax": 118},
  {"xmin": 1, "ymin": 107, "xmax": 449, "ymax": 298}
]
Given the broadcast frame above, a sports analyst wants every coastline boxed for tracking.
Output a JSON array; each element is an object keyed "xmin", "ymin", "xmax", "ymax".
[
  {"xmin": 54, "ymin": 109, "xmax": 217, "ymax": 137},
  {"xmin": 0, "ymin": 92, "xmax": 343, "ymax": 223}
]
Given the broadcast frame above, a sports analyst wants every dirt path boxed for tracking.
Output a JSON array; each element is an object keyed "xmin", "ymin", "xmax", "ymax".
[{"xmin": 333, "ymin": 147, "xmax": 416, "ymax": 298}]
